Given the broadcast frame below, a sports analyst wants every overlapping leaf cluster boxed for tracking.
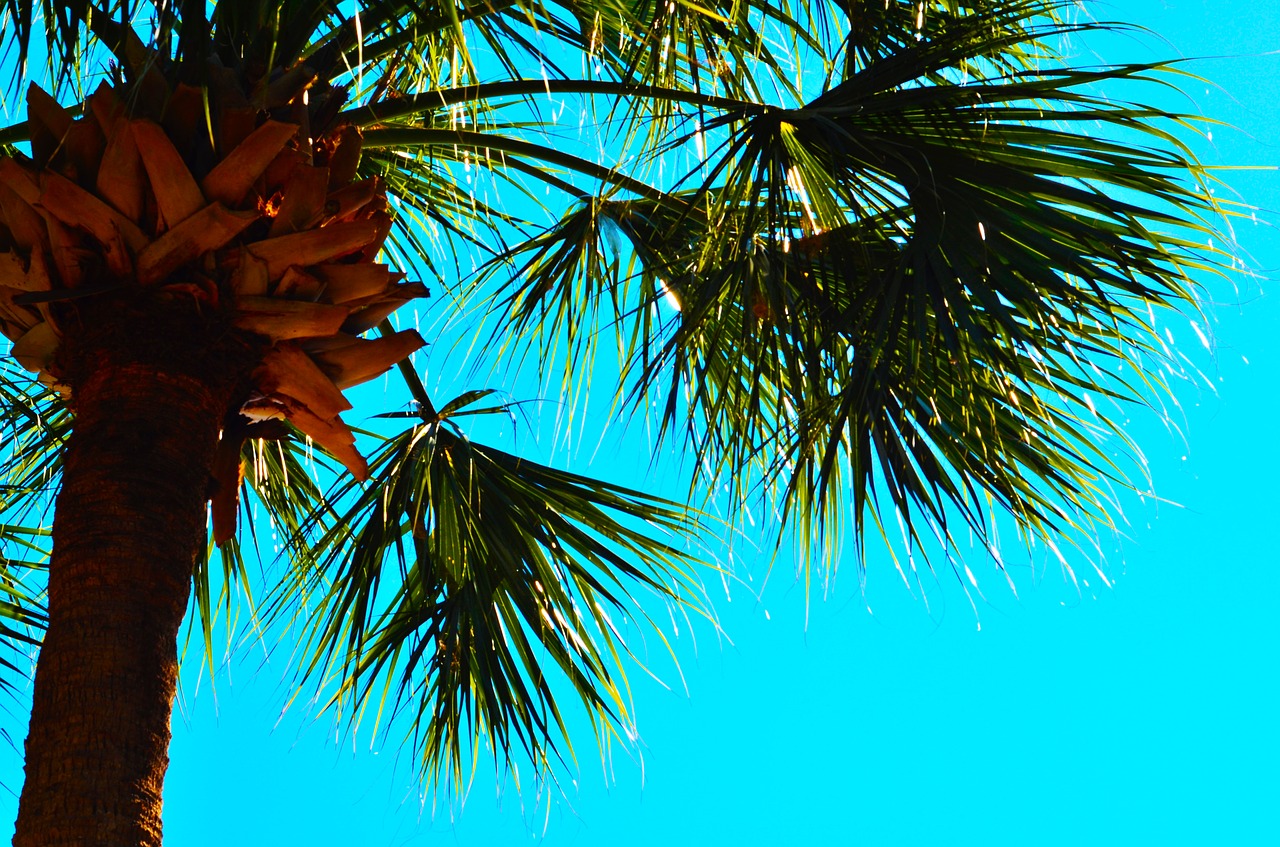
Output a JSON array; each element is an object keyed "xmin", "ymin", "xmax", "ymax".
[{"xmin": 491, "ymin": 2, "xmax": 1227, "ymax": 577}]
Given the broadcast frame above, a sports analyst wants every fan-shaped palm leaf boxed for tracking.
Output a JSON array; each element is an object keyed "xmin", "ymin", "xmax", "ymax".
[
  {"xmin": 277, "ymin": 391, "xmax": 703, "ymax": 788},
  {"xmin": 483, "ymin": 2, "xmax": 1231, "ymax": 578}
]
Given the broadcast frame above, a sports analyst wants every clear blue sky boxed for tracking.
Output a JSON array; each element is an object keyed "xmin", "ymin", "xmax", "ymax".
[{"xmin": 2, "ymin": 1, "xmax": 1278, "ymax": 844}]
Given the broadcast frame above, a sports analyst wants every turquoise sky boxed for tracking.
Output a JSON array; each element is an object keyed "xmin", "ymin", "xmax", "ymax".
[{"xmin": 2, "ymin": 1, "xmax": 1277, "ymax": 844}]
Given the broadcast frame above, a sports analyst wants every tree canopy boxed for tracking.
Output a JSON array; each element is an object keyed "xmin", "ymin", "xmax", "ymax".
[{"xmin": 0, "ymin": 0, "xmax": 1237, "ymax": 836}]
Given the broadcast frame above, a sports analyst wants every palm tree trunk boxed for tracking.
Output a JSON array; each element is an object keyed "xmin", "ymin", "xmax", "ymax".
[{"xmin": 12, "ymin": 322, "xmax": 239, "ymax": 847}]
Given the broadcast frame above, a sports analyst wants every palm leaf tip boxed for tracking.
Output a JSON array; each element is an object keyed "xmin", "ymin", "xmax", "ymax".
[{"xmin": 287, "ymin": 402, "xmax": 706, "ymax": 788}]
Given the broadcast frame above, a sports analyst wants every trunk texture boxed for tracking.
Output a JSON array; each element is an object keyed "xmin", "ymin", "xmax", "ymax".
[{"xmin": 13, "ymin": 315, "xmax": 240, "ymax": 847}]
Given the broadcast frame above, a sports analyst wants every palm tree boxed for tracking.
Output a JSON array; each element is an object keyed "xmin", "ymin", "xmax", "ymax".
[{"xmin": 0, "ymin": 0, "xmax": 1229, "ymax": 843}]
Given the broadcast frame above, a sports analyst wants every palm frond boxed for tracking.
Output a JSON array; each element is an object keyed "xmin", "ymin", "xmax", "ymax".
[
  {"xmin": 480, "ymin": 3, "xmax": 1233, "ymax": 578},
  {"xmin": 0, "ymin": 363, "xmax": 65, "ymax": 694},
  {"xmin": 279, "ymin": 391, "xmax": 704, "ymax": 789}
]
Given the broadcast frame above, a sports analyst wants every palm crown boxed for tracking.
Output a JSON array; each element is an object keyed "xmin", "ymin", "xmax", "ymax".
[{"xmin": 0, "ymin": 0, "xmax": 1230, "ymax": 843}]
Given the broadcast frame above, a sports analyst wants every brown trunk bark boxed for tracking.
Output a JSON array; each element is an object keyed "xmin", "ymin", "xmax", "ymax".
[{"xmin": 13, "ymin": 306, "xmax": 245, "ymax": 846}]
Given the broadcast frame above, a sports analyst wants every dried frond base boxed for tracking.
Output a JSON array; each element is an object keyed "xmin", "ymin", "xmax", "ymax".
[{"xmin": 1, "ymin": 79, "xmax": 428, "ymax": 541}]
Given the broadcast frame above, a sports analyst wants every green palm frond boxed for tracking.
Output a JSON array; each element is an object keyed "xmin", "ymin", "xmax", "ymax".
[
  {"xmin": 480, "ymin": 192, "xmax": 693, "ymax": 404},
  {"xmin": 0, "ymin": 513, "xmax": 46, "ymax": 696},
  {"xmin": 481, "ymin": 3, "xmax": 1231, "ymax": 577},
  {"xmin": 0, "ymin": 368, "xmax": 70, "ymax": 502},
  {"xmin": 679, "ymin": 81, "xmax": 1222, "ymax": 559},
  {"xmin": 277, "ymin": 391, "xmax": 703, "ymax": 788},
  {"xmin": 0, "ymin": 364, "xmax": 65, "ymax": 693}
]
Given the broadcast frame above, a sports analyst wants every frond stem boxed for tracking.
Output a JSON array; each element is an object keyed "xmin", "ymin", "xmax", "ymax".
[
  {"xmin": 362, "ymin": 127, "xmax": 683, "ymax": 207},
  {"xmin": 342, "ymin": 80, "xmax": 769, "ymax": 126}
]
